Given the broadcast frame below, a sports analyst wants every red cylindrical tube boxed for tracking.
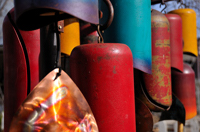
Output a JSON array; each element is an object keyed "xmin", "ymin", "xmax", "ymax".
[
  {"xmin": 3, "ymin": 8, "xmax": 40, "ymax": 131},
  {"xmin": 70, "ymin": 43, "xmax": 136, "ymax": 131},
  {"xmin": 143, "ymin": 9, "xmax": 172, "ymax": 110},
  {"xmin": 172, "ymin": 63, "xmax": 197, "ymax": 120},
  {"xmin": 80, "ymin": 22, "xmax": 98, "ymax": 44},
  {"xmin": 165, "ymin": 14, "xmax": 183, "ymax": 72}
]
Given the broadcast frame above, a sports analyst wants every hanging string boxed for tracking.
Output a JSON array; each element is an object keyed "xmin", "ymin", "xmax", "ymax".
[{"xmin": 54, "ymin": 12, "xmax": 62, "ymax": 80}]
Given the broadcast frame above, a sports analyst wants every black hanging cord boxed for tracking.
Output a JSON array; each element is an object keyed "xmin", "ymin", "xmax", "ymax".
[{"xmin": 54, "ymin": 12, "xmax": 62, "ymax": 80}]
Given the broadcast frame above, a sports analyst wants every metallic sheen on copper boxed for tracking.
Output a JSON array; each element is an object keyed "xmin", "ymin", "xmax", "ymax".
[{"xmin": 9, "ymin": 69, "xmax": 98, "ymax": 132}]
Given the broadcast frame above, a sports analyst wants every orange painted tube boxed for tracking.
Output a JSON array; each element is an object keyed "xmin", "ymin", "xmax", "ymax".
[
  {"xmin": 60, "ymin": 18, "xmax": 80, "ymax": 56},
  {"xmin": 169, "ymin": 9, "xmax": 198, "ymax": 56}
]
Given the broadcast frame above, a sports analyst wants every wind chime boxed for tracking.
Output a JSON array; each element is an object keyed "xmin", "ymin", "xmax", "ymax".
[
  {"xmin": 100, "ymin": 1, "xmax": 153, "ymax": 131},
  {"xmin": 168, "ymin": 0, "xmax": 198, "ymax": 122},
  {"xmin": 4, "ymin": 0, "xmax": 104, "ymax": 131},
  {"xmin": 150, "ymin": 0, "xmax": 198, "ymax": 131},
  {"xmin": 70, "ymin": 0, "xmax": 136, "ymax": 131},
  {"xmin": 3, "ymin": 0, "xmax": 199, "ymax": 131}
]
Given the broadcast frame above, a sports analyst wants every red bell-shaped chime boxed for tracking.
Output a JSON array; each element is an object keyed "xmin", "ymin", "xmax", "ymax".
[
  {"xmin": 70, "ymin": 43, "xmax": 136, "ymax": 131},
  {"xmin": 172, "ymin": 63, "xmax": 197, "ymax": 120},
  {"xmin": 165, "ymin": 14, "xmax": 183, "ymax": 72},
  {"xmin": 135, "ymin": 9, "xmax": 172, "ymax": 111}
]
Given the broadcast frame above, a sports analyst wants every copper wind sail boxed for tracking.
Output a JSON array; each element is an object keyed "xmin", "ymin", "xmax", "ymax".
[{"xmin": 9, "ymin": 68, "xmax": 98, "ymax": 132}]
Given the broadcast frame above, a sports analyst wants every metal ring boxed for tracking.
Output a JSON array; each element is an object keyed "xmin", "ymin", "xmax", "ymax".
[{"xmin": 100, "ymin": 0, "xmax": 114, "ymax": 31}]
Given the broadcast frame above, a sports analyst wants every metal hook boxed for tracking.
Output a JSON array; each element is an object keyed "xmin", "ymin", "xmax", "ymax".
[
  {"xmin": 97, "ymin": 24, "xmax": 104, "ymax": 43},
  {"xmin": 91, "ymin": 0, "xmax": 113, "ymax": 43},
  {"xmin": 100, "ymin": 0, "xmax": 114, "ymax": 31},
  {"xmin": 178, "ymin": 0, "xmax": 185, "ymax": 9},
  {"xmin": 160, "ymin": 0, "xmax": 167, "ymax": 14}
]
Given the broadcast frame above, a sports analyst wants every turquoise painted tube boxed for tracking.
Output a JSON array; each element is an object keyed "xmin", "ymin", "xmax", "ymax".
[{"xmin": 100, "ymin": 0, "xmax": 152, "ymax": 74}]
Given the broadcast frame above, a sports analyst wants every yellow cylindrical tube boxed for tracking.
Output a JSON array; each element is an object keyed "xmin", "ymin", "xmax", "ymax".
[
  {"xmin": 169, "ymin": 9, "xmax": 197, "ymax": 56},
  {"xmin": 60, "ymin": 18, "xmax": 80, "ymax": 56}
]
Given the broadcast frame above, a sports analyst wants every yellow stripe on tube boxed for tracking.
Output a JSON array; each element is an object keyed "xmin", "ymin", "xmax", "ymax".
[
  {"xmin": 60, "ymin": 18, "xmax": 80, "ymax": 56},
  {"xmin": 169, "ymin": 9, "xmax": 198, "ymax": 56}
]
